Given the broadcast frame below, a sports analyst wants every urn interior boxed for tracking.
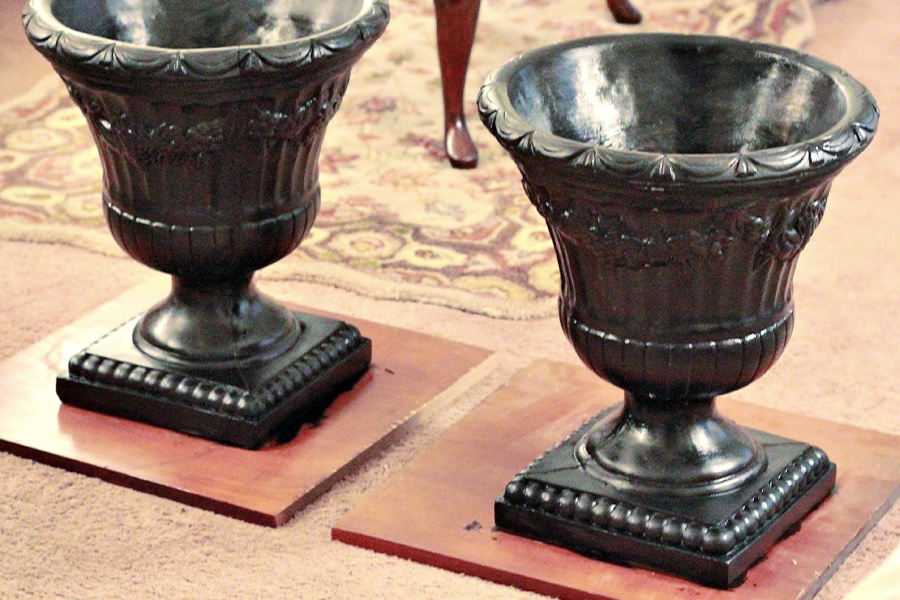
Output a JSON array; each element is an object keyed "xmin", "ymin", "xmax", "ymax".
[
  {"xmin": 505, "ymin": 40, "xmax": 848, "ymax": 154},
  {"xmin": 51, "ymin": 0, "xmax": 368, "ymax": 48}
]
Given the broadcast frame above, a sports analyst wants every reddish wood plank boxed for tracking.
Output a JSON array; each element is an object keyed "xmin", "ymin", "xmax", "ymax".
[
  {"xmin": 0, "ymin": 281, "xmax": 493, "ymax": 526},
  {"xmin": 333, "ymin": 360, "xmax": 900, "ymax": 599}
]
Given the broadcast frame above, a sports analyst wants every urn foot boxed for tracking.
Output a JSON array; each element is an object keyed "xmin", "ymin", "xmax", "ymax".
[
  {"xmin": 495, "ymin": 404, "xmax": 835, "ymax": 587},
  {"xmin": 577, "ymin": 393, "xmax": 768, "ymax": 498},
  {"xmin": 57, "ymin": 312, "xmax": 371, "ymax": 449}
]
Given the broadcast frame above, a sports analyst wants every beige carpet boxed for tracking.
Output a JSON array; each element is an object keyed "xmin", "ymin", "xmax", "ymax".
[{"xmin": 2, "ymin": 0, "xmax": 899, "ymax": 598}]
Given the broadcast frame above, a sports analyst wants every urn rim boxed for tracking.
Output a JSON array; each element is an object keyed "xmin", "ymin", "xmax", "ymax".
[
  {"xmin": 22, "ymin": 0, "xmax": 390, "ymax": 80},
  {"xmin": 477, "ymin": 33, "xmax": 879, "ymax": 186}
]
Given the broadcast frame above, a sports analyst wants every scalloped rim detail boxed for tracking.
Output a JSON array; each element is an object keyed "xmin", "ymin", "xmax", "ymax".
[
  {"xmin": 477, "ymin": 34, "xmax": 879, "ymax": 185},
  {"xmin": 22, "ymin": 0, "xmax": 390, "ymax": 80}
]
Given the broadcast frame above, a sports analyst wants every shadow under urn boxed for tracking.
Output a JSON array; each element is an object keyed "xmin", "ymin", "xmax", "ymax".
[
  {"xmin": 22, "ymin": 0, "xmax": 389, "ymax": 449},
  {"xmin": 478, "ymin": 34, "xmax": 878, "ymax": 587}
]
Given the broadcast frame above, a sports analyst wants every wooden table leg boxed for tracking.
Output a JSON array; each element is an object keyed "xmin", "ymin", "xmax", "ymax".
[
  {"xmin": 434, "ymin": 0, "xmax": 481, "ymax": 169},
  {"xmin": 607, "ymin": 0, "xmax": 642, "ymax": 24},
  {"xmin": 433, "ymin": 0, "xmax": 637, "ymax": 169}
]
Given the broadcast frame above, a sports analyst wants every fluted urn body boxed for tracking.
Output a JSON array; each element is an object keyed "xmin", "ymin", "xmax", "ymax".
[
  {"xmin": 479, "ymin": 34, "xmax": 877, "ymax": 585},
  {"xmin": 23, "ymin": 0, "xmax": 389, "ymax": 448}
]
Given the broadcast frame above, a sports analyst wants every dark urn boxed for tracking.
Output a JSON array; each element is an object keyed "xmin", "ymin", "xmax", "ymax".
[
  {"xmin": 23, "ymin": 0, "xmax": 389, "ymax": 448},
  {"xmin": 478, "ymin": 34, "xmax": 878, "ymax": 586}
]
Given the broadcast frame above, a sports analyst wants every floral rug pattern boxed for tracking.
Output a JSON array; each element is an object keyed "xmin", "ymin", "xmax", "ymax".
[{"xmin": 0, "ymin": 0, "xmax": 815, "ymax": 318}]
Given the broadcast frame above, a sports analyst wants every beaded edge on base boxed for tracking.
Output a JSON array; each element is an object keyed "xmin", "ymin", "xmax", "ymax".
[
  {"xmin": 66, "ymin": 323, "xmax": 365, "ymax": 419},
  {"xmin": 500, "ymin": 447, "xmax": 831, "ymax": 557}
]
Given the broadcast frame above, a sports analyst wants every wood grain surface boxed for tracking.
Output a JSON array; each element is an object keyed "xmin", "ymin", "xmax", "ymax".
[{"xmin": 0, "ymin": 279, "xmax": 493, "ymax": 526}]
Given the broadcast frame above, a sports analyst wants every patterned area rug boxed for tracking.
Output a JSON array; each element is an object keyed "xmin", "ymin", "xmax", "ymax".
[{"xmin": 0, "ymin": 0, "xmax": 815, "ymax": 318}]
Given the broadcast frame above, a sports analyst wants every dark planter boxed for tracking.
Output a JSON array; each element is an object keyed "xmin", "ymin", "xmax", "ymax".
[
  {"xmin": 23, "ymin": 0, "xmax": 389, "ymax": 448},
  {"xmin": 478, "ymin": 34, "xmax": 878, "ymax": 586}
]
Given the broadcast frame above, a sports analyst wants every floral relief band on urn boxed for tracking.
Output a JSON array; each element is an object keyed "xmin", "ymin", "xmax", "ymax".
[
  {"xmin": 478, "ymin": 34, "xmax": 877, "ymax": 587},
  {"xmin": 23, "ymin": 0, "xmax": 390, "ymax": 449}
]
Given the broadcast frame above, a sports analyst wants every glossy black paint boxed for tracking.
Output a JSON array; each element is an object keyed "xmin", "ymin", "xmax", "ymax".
[
  {"xmin": 479, "ymin": 34, "xmax": 877, "ymax": 586},
  {"xmin": 23, "ymin": 0, "xmax": 389, "ymax": 447}
]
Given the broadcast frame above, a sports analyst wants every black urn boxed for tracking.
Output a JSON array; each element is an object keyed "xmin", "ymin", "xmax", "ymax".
[
  {"xmin": 23, "ymin": 0, "xmax": 390, "ymax": 448},
  {"xmin": 478, "ymin": 34, "xmax": 878, "ymax": 586}
]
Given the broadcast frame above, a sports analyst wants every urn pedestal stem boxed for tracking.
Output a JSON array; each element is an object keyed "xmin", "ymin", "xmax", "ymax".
[
  {"xmin": 134, "ymin": 276, "xmax": 303, "ymax": 368},
  {"xmin": 578, "ymin": 392, "xmax": 767, "ymax": 497}
]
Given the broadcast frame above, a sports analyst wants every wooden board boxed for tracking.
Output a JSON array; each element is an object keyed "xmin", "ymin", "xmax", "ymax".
[
  {"xmin": 0, "ymin": 280, "xmax": 493, "ymax": 526},
  {"xmin": 333, "ymin": 360, "xmax": 900, "ymax": 599}
]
